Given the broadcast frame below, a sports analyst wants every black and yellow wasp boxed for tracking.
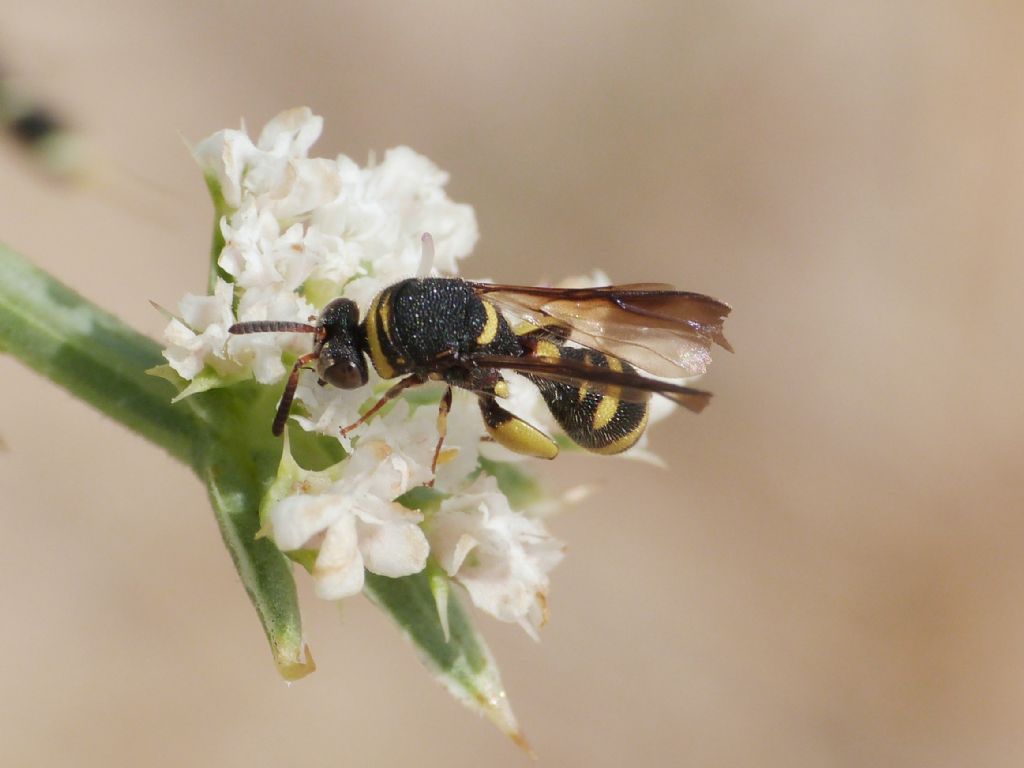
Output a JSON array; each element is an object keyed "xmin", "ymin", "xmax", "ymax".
[{"xmin": 229, "ymin": 276, "xmax": 730, "ymax": 470}]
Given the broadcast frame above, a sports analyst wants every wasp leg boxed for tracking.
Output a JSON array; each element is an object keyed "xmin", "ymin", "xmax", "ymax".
[
  {"xmin": 273, "ymin": 351, "xmax": 321, "ymax": 436},
  {"xmin": 477, "ymin": 396, "xmax": 558, "ymax": 459},
  {"xmin": 457, "ymin": 366, "xmax": 512, "ymax": 400},
  {"xmin": 340, "ymin": 374, "xmax": 424, "ymax": 437},
  {"xmin": 426, "ymin": 385, "xmax": 454, "ymax": 488}
]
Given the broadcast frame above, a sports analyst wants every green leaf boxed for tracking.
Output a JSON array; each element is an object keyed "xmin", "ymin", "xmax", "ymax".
[
  {"xmin": 301, "ymin": 277, "xmax": 343, "ymax": 310},
  {"xmin": 426, "ymin": 559, "xmax": 453, "ymax": 642},
  {"xmin": 0, "ymin": 242, "xmax": 205, "ymax": 466},
  {"xmin": 478, "ymin": 457, "xmax": 543, "ymax": 510},
  {"xmin": 200, "ymin": 450, "xmax": 314, "ymax": 681},
  {"xmin": 146, "ymin": 363, "xmax": 244, "ymax": 402},
  {"xmin": 396, "ymin": 485, "xmax": 447, "ymax": 514},
  {"xmin": 364, "ymin": 571, "xmax": 529, "ymax": 751},
  {"xmin": 554, "ymin": 433, "xmax": 579, "ymax": 451},
  {"xmin": 285, "ymin": 548, "xmax": 318, "ymax": 574},
  {"xmin": 0, "ymin": 243, "xmax": 311, "ymax": 682},
  {"xmin": 270, "ymin": 435, "xmax": 528, "ymax": 746},
  {"xmin": 403, "ymin": 381, "xmax": 446, "ymax": 408},
  {"xmin": 193, "ymin": 382, "xmax": 315, "ymax": 681}
]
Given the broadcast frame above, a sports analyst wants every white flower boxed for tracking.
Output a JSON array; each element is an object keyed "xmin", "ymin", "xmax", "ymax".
[
  {"xmin": 270, "ymin": 414, "xmax": 434, "ymax": 599},
  {"xmin": 169, "ymin": 107, "xmax": 481, "ymax": 429},
  {"xmin": 193, "ymin": 107, "xmax": 340, "ymax": 218},
  {"xmin": 218, "ymin": 203, "xmax": 317, "ymax": 292},
  {"xmin": 227, "ymin": 289, "xmax": 316, "ymax": 384},
  {"xmin": 257, "ymin": 107, "xmax": 324, "ymax": 158},
  {"xmin": 310, "ymin": 146, "xmax": 477, "ymax": 287},
  {"xmin": 289, "ymin": 372, "xmax": 377, "ymax": 439},
  {"xmin": 162, "ymin": 279, "xmax": 239, "ymax": 379},
  {"xmin": 362, "ymin": 147, "xmax": 479, "ymax": 274},
  {"xmin": 428, "ymin": 477, "xmax": 565, "ymax": 639},
  {"xmin": 164, "ymin": 107, "xmax": 692, "ymax": 635}
]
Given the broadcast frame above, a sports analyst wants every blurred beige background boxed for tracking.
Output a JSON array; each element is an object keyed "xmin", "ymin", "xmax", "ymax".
[{"xmin": 2, "ymin": 2, "xmax": 1023, "ymax": 766}]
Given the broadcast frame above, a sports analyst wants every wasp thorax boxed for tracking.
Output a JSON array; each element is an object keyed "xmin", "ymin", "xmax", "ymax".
[{"xmin": 317, "ymin": 298, "xmax": 368, "ymax": 389}]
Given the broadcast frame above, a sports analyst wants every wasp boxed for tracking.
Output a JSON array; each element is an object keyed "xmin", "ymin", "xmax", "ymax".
[{"xmin": 228, "ymin": 274, "xmax": 730, "ymax": 472}]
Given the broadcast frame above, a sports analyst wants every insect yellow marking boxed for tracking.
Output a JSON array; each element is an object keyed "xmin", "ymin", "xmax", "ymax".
[
  {"xmin": 591, "ymin": 355, "xmax": 623, "ymax": 430},
  {"xmin": 365, "ymin": 294, "xmax": 395, "ymax": 379},
  {"xmin": 485, "ymin": 416, "xmax": 558, "ymax": 459},
  {"xmin": 494, "ymin": 380, "xmax": 510, "ymax": 398},
  {"xmin": 476, "ymin": 300, "xmax": 499, "ymax": 345},
  {"xmin": 538, "ymin": 316, "xmax": 570, "ymax": 334},
  {"xmin": 592, "ymin": 391, "xmax": 620, "ymax": 431},
  {"xmin": 513, "ymin": 319, "xmax": 540, "ymax": 336},
  {"xmin": 379, "ymin": 290, "xmax": 393, "ymax": 340},
  {"xmin": 436, "ymin": 447, "xmax": 460, "ymax": 466},
  {"xmin": 577, "ymin": 383, "xmax": 589, "ymax": 403},
  {"xmin": 534, "ymin": 340, "xmax": 560, "ymax": 358},
  {"xmin": 591, "ymin": 406, "xmax": 650, "ymax": 455}
]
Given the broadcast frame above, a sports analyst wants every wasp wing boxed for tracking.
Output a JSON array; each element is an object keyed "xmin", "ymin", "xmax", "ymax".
[
  {"xmin": 471, "ymin": 353, "xmax": 712, "ymax": 414},
  {"xmin": 468, "ymin": 281, "xmax": 732, "ymax": 378}
]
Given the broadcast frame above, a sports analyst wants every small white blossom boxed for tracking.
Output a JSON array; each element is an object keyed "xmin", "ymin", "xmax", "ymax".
[
  {"xmin": 270, "ymin": 410, "xmax": 435, "ymax": 599},
  {"xmin": 193, "ymin": 107, "xmax": 340, "ymax": 218},
  {"xmin": 161, "ymin": 107, "xmax": 702, "ymax": 635},
  {"xmin": 289, "ymin": 372, "xmax": 376, "ymax": 439},
  {"xmin": 168, "ymin": 108, "xmax": 481, "ymax": 430},
  {"xmin": 218, "ymin": 203, "xmax": 317, "ymax": 292},
  {"xmin": 162, "ymin": 279, "xmax": 239, "ymax": 380},
  {"xmin": 362, "ymin": 146, "xmax": 479, "ymax": 274},
  {"xmin": 428, "ymin": 477, "xmax": 565, "ymax": 639}
]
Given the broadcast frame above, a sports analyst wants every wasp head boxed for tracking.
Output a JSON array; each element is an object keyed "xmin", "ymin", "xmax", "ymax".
[{"xmin": 316, "ymin": 298, "xmax": 369, "ymax": 389}]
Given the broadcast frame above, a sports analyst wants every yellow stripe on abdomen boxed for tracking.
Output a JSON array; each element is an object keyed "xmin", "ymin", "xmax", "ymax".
[
  {"xmin": 590, "ymin": 405, "xmax": 650, "ymax": 455},
  {"xmin": 591, "ymin": 356, "xmax": 623, "ymax": 431},
  {"xmin": 534, "ymin": 339, "xmax": 561, "ymax": 358},
  {"xmin": 592, "ymin": 391, "xmax": 620, "ymax": 431}
]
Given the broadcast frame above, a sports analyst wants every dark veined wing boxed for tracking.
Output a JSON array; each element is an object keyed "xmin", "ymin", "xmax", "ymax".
[
  {"xmin": 470, "ymin": 353, "xmax": 712, "ymax": 414},
  {"xmin": 467, "ymin": 281, "xmax": 732, "ymax": 378}
]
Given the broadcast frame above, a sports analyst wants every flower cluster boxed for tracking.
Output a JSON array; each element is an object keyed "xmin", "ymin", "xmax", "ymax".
[{"xmin": 161, "ymin": 108, "xmax": 675, "ymax": 636}]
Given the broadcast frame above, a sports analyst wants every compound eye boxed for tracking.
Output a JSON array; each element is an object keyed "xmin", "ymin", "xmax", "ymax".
[{"xmin": 323, "ymin": 360, "xmax": 367, "ymax": 389}]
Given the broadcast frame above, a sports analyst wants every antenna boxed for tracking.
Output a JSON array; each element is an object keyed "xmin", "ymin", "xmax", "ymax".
[{"xmin": 228, "ymin": 321, "xmax": 317, "ymax": 334}]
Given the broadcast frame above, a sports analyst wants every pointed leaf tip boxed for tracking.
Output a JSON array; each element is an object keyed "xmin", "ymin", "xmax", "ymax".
[
  {"xmin": 363, "ymin": 571, "xmax": 525, "ymax": 744},
  {"xmin": 274, "ymin": 642, "xmax": 316, "ymax": 681},
  {"xmin": 509, "ymin": 729, "xmax": 536, "ymax": 759}
]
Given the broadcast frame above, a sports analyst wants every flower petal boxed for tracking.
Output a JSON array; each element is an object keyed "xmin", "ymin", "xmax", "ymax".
[
  {"xmin": 313, "ymin": 514, "xmax": 365, "ymax": 599},
  {"xmin": 270, "ymin": 493, "xmax": 350, "ymax": 551},
  {"xmin": 256, "ymin": 107, "xmax": 323, "ymax": 157},
  {"xmin": 356, "ymin": 501, "xmax": 430, "ymax": 578},
  {"xmin": 428, "ymin": 477, "xmax": 564, "ymax": 635}
]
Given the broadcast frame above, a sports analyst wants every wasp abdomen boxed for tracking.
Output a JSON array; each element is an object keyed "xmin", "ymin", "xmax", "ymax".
[{"xmin": 527, "ymin": 342, "xmax": 650, "ymax": 455}]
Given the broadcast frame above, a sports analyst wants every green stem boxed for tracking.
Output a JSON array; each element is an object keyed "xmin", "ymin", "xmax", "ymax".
[
  {"xmin": 0, "ymin": 243, "xmax": 206, "ymax": 466},
  {"xmin": 0, "ymin": 242, "xmax": 310, "ymax": 680},
  {"xmin": 204, "ymin": 174, "xmax": 229, "ymax": 293}
]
